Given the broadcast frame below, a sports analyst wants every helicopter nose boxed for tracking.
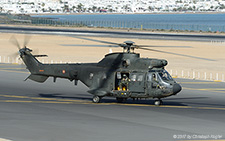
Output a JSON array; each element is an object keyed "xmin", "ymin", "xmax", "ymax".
[{"xmin": 173, "ymin": 83, "xmax": 182, "ymax": 95}]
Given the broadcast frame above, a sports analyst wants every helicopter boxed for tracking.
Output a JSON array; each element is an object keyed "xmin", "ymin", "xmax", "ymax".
[{"xmin": 10, "ymin": 35, "xmax": 184, "ymax": 106}]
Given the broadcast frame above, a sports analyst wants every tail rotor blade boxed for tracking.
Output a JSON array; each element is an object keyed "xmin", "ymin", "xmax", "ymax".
[
  {"xmin": 23, "ymin": 34, "xmax": 32, "ymax": 48},
  {"xmin": 9, "ymin": 36, "xmax": 21, "ymax": 50},
  {"xmin": 9, "ymin": 52, "xmax": 20, "ymax": 58}
]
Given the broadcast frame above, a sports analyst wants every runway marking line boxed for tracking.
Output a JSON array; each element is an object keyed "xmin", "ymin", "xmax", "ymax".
[
  {"xmin": 0, "ymin": 100, "xmax": 74, "ymax": 104},
  {"xmin": 179, "ymin": 82, "xmax": 221, "ymax": 84},
  {"xmin": 1, "ymin": 99, "xmax": 225, "ymax": 111},
  {"xmin": 0, "ymin": 67, "xmax": 25, "ymax": 70},
  {"xmin": 0, "ymin": 94, "xmax": 86, "ymax": 103},
  {"xmin": 0, "ymin": 69, "xmax": 29, "ymax": 74},
  {"xmin": 1, "ymin": 94, "xmax": 225, "ymax": 111},
  {"xmin": 183, "ymin": 87, "xmax": 225, "ymax": 94},
  {"xmin": 86, "ymin": 103, "xmax": 225, "ymax": 111},
  {"xmin": 0, "ymin": 63, "xmax": 19, "ymax": 66}
]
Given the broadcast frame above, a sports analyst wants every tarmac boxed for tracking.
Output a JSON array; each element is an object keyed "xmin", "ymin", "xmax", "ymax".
[
  {"xmin": 0, "ymin": 63, "xmax": 225, "ymax": 141},
  {"xmin": 0, "ymin": 27, "xmax": 225, "ymax": 141}
]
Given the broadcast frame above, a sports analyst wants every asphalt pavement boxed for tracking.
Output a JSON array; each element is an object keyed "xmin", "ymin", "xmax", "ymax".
[{"xmin": 0, "ymin": 63, "xmax": 225, "ymax": 141}]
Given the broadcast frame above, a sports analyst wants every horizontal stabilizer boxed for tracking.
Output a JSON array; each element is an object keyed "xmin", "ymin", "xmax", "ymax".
[
  {"xmin": 25, "ymin": 74, "xmax": 48, "ymax": 83},
  {"xmin": 33, "ymin": 55, "xmax": 48, "ymax": 57}
]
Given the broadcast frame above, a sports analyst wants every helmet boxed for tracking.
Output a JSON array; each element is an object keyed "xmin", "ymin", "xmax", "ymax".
[{"xmin": 153, "ymin": 74, "xmax": 156, "ymax": 78}]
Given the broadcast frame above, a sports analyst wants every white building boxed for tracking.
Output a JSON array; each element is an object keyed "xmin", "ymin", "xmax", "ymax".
[{"xmin": 1, "ymin": 0, "xmax": 225, "ymax": 14}]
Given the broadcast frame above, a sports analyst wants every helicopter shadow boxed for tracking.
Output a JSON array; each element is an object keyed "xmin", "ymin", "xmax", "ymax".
[
  {"xmin": 38, "ymin": 94, "xmax": 217, "ymax": 107},
  {"xmin": 38, "ymin": 93, "xmax": 190, "ymax": 106},
  {"xmin": 39, "ymin": 93, "xmax": 93, "ymax": 101},
  {"xmin": 99, "ymin": 98, "xmax": 188, "ymax": 106}
]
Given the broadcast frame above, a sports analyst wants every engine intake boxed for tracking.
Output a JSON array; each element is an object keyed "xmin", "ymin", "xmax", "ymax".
[{"xmin": 149, "ymin": 59, "xmax": 168, "ymax": 69}]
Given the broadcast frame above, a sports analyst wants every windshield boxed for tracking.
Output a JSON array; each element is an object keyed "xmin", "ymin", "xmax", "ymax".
[{"xmin": 158, "ymin": 70, "xmax": 173, "ymax": 81}]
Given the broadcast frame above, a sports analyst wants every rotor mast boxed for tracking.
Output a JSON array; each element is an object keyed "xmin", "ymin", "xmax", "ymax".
[{"xmin": 123, "ymin": 41, "xmax": 136, "ymax": 53}]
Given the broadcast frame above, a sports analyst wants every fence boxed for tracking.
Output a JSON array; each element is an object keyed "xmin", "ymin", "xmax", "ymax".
[
  {"xmin": 31, "ymin": 19, "xmax": 225, "ymax": 32},
  {"xmin": 2, "ymin": 14, "xmax": 225, "ymax": 32},
  {"xmin": 0, "ymin": 55, "xmax": 224, "ymax": 82},
  {"xmin": 169, "ymin": 69, "xmax": 224, "ymax": 82}
]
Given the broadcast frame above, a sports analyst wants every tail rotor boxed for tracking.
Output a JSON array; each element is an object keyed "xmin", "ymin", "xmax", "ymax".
[
  {"xmin": 10, "ymin": 35, "xmax": 40, "ymax": 56},
  {"xmin": 9, "ymin": 35, "xmax": 47, "ymax": 61},
  {"xmin": 9, "ymin": 35, "xmax": 21, "ymax": 50}
]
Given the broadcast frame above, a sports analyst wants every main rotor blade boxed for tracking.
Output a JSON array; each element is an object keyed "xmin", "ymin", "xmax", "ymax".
[
  {"xmin": 136, "ymin": 45, "xmax": 192, "ymax": 48},
  {"xmin": 72, "ymin": 36, "xmax": 121, "ymax": 46},
  {"xmin": 60, "ymin": 44, "xmax": 118, "ymax": 47},
  {"xmin": 72, "ymin": 36, "xmax": 192, "ymax": 48},
  {"xmin": 139, "ymin": 47, "xmax": 215, "ymax": 61},
  {"xmin": 23, "ymin": 34, "xmax": 32, "ymax": 48},
  {"xmin": 9, "ymin": 36, "xmax": 21, "ymax": 50}
]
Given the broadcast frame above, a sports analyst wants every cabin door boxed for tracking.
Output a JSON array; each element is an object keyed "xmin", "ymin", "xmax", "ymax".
[{"xmin": 129, "ymin": 73, "xmax": 145, "ymax": 93}]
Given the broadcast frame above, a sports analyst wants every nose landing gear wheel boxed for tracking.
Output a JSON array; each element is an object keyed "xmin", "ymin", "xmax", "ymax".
[
  {"xmin": 154, "ymin": 99, "xmax": 163, "ymax": 106},
  {"xmin": 93, "ymin": 96, "xmax": 101, "ymax": 103}
]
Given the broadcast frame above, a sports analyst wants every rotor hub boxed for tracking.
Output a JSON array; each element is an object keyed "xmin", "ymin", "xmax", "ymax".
[
  {"xmin": 124, "ymin": 41, "xmax": 135, "ymax": 46},
  {"xmin": 123, "ymin": 41, "xmax": 136, "ymax": 53}
]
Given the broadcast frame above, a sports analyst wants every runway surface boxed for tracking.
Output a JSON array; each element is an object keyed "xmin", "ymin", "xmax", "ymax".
[
  {"xmin": 0, "ymin": 63, "xmax": 225, "ymax": 141},
  {"xmin": 1, "ymin": 26, "xmax": 225, "ymax": 42}
]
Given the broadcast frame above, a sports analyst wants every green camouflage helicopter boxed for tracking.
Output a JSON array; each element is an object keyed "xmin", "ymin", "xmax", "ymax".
[{"xmin": 10, "ymin": 36, "xmax": 184, "ymax": 106}]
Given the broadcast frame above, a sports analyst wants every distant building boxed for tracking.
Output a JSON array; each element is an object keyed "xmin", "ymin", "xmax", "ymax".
[{"xmin": 1, "ymin": 0, "xmax": 225, "ymax": 14}]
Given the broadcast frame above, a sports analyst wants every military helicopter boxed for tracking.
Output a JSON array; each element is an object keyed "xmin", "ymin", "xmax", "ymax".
[{"xmin": 10, "ymin": 35, "xmax": 184, "ymax": 106}]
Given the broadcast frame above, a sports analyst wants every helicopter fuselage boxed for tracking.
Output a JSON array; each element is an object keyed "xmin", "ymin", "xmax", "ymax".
[
  {"xmin": 20, "ymin": 49, "xmax": 181, "ymax": 105},
  {"xmin": 78, "ymin": 52, "xmax": 181, "ymax": 99}
]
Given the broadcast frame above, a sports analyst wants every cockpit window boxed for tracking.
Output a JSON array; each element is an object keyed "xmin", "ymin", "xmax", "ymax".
[
  {"xmin": 158, "ymin": 70, "xmax": 173, "ymax": 81},
  {"xmin": 148, "ymin": 70, "xmax": 173, "ymax": 82}
]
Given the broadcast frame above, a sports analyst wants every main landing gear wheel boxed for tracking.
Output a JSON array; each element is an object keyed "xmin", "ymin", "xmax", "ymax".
[
  {"xmin": 154, "ymin": 99, "xmax": 163, "ymax": 106},
  {"xmin": 92, "ymin": 96, "xmax": 101, "ymax": 103}
]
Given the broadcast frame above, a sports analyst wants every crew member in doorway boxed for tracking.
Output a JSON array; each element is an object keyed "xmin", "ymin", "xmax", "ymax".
[{"xmin": 120, "ymin": 74, "xmax": 129, "ymax": 91}]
